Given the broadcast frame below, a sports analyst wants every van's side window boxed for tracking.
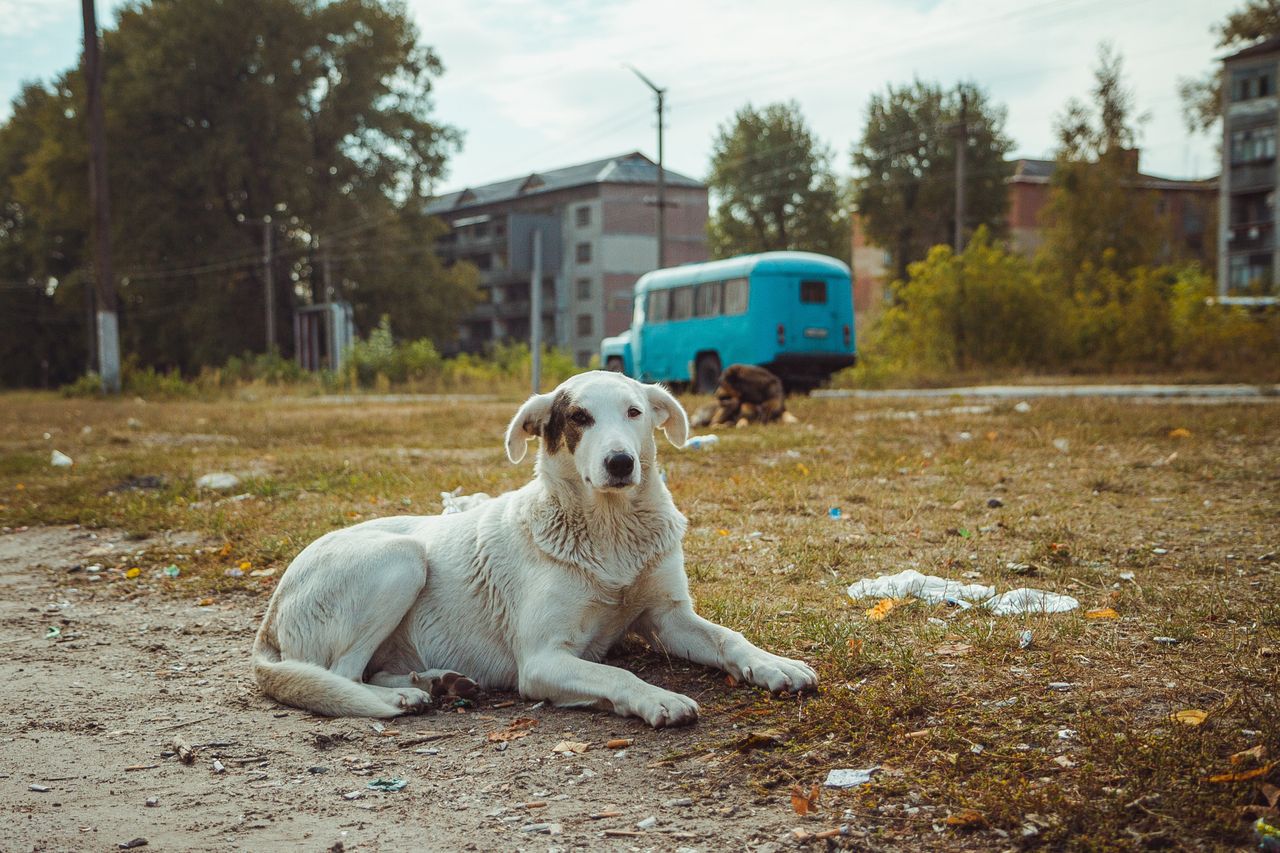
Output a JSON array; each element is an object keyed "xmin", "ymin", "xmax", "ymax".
[
  {"xmin": 694, "ymin": 281, "xmax": 723, "ymax": 317},
  {"xmin": 724, "ymin": 278, "xmax": 750, "ymax": 315},
  {"xmin": 670, "ymin": 285, "xmax": 694, "ymax": 321},
  {"xmin": 800, "ymin": 279, "xmax": 827, "ymax": 304},
  {"xmin": 647, "ymin": 290, "xmax": 669, "ymax": 323}
]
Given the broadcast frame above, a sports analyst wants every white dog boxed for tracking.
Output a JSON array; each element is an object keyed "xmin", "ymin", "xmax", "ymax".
[{"xmin": 252, "ymin": 371, "xmax": 817, "ymax": 726}]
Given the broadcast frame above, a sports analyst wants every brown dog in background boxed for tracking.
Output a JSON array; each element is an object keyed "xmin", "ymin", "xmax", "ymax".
[{"xmin": 690, "ymin": 364, "xmax": 796, "ymax": 428}]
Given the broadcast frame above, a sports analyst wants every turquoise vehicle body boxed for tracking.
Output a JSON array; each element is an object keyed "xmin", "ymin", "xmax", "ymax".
[{"xmin": 600, "ymin": 251, "xmax": 855, "ymax": 392}]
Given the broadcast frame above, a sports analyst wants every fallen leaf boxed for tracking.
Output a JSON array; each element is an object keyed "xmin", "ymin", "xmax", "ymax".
[
  {"xmin": 552, "ymin": 740, "xmax": 590, "ymax": 754},
  {"xmin": 1168, "ymin": 428, "xmax": 1192, "ymax": 439},
  {"xmin": 796, "ymin": 463, "xmax": 809, "ymax": 476},
  {"xmin": 217, "ymin": 542, "xmax": 231, "ymax": 557},
  {"xmin": 790, "ymin": 783, "xmax": 820, "ymax": 815},
  {"xmin": 1170, "ymin": 709, "xmax": 1209, "ymax": 726},
  {"xmin": 1231, "ymin": 745, "xmax": 1268, "ymax": 765},
  {"xmin": 865, "ymin": 598, "xmax": 899, "ymax": 621},
  {"xmin": 724, "ymin": 674, "xmax": 738, "ymax": 687},
  {"xmin": 933, "ymin": 642, "xmax": 972, "ymax": 657},
  {"xmin": 717, "ymin": 529, "xmax": 729, "ymax": 537},
  {"xmin": 1085, "ymin": 607, "xmax": 1119, "ymax": 620},
  {"xmin": 1263, "ymin": 783, "xmax": 1280, "ymax": 808},
  {"xmin": 487, "ymin": 717, "xmax": 538, "ymax": 743},
  {"xmin": 196, "ymin": 597, "xmax": 215, "ymax": 606},
  {"xmin": 904, "ymin": 729, "xmax": 932, "ymax": 739},
  {"xmin": 125, "ymin": 567, "xmax": 140, "ymax": 579},
  {"xmin": 735, "ymin": 730, "xmax": 785, "ymax": 752},
  {"xmin": 945, "ymin": 809, "xmax": 985, "ymax": 829},
  {"xmin": 1206, "ymin": 761, "xmax": 1278, "ymax": 783},
  {"xmin": 846, "ymin": 638, "xmax": 864, "ymax": 656}
]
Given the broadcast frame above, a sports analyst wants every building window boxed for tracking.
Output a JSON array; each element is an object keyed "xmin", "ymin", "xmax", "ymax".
[
  {"xmin": 576, "ymin": 242, "xmax": 592, "ymax": 264},
  {"xmin": 1231, "ymin": 126, "xmax": 1277, "ymax": 164},
  {"xmin": 1232, "ymin": 66, "xmax": 1274, "ymax": 102},
  {"xmin": 575, "ymin": 206, "xmax": 591, "ymax": 227},
  {"xmin": 1228, "ymin": 253, "xmax": 1273, "ymax": 294},
  {"xmin": 577, "ymin": 314, "xmax": 593, "ymax": 336},
  {"xmin": 577, "ymin": 278, "xmax": 591, "ymax": 300},
  {"xmin": 800, "ymin": 279, "xmax": 828, "ymax": 304}
]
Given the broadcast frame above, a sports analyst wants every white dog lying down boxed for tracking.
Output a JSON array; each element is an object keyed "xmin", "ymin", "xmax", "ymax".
[{"xmin": 252, "ymin": 371, "xmax": 817, "ymax": 727}]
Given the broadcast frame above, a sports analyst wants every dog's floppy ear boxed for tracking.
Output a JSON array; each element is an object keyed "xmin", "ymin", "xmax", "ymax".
[
  {"xmin": 504, "ymin": 392, "xmax": 554, "ymax": 463},
  {"xmin": 646, "ymin": 383, "xmax": 689, "ymax": 448}
]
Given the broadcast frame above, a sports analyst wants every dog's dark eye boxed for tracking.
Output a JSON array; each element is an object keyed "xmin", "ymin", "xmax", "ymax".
[
  {"xmin": 627, "ymin": 406, "xmax": 642, "ymax": 419},
  {"xmin": 570, "ymin": 411, "xmax": 591, "ymax": 426}
]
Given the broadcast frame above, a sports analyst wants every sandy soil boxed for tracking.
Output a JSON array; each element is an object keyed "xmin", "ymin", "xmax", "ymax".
[{"xmin": 0, "ymin": 526, "xmax": 831, "ymax": 853}]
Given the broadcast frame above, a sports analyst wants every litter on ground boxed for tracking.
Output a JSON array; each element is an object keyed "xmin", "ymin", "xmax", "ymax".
[
  {"xmin": 824, "ymin": 767, "xmax": 881, "ymax": 788},
  {"xmin": 847, "ymin": 569, "xmax": 1079, "ymax": 615}
]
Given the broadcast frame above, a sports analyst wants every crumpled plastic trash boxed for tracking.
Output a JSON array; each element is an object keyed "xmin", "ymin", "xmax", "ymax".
[
  {"xmin": 985, "ymin": 587, "xmax": 1080, "ymax": 615},
  {"xmin": 846, "ymin": 569, "xmax": 994, "ymax": 607},
  {"xmin": 50, "ymin": 450, "xmax": 73, "ymax": 467},
  {"xmin": 366, "ymin": 778, "xmax": 408, "ymax": 792},
  {"xmin": 196, "ymin": 472, "xmax": 239, "ymax": 491},
  {"xmin": 684, "ymin": 434, "xmax": 719, "ymax": 450},
  {"xmin": 440, "ymin": 487, "xmax": 492, "ymax": 515},
  {"xmin": 847, "ymin": 569, "xmax": 1078, "ymax": 615},
  {"xmin": 823, "ymin": 767, "xmax": 881, "ymax": 788}
]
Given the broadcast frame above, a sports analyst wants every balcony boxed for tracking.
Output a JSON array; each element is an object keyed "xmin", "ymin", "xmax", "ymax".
[
  {"xmin": 1228, "ymin": 220, "xmax": 1275, "ymax": 252},
  {"xmin": 1230, "ymin": 162, "xmax": 1277, "ymax": 192}
]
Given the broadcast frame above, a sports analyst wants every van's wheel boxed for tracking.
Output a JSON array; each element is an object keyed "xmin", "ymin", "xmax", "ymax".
[
  {"xmin": 605, "ymin": 356, "xmax": 624, "ymax": 373},
  {"xmin": 693, "ymin": 353, "xmax": 721, "ymax": 394}
]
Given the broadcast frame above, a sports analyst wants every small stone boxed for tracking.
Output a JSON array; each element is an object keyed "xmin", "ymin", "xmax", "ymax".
[
  {"xmin": 986, "ymin": 497, "xmax": 1004, "ymax": 508},
  {"xmin": 29, "ymin": 784, "xmax": 50, "ymax": 793},
  {"xmin": 1152, "ymin": 636, "xmax": 1179, "ymax": 645},
  {"xmin": 343, "ymin": 791, "xmax": 363, "ymax": 801},
  {"xmin": 211, "ymin": 759, "xmax": 225, "ymax": 774},
  {"xmin": 307, "ymin": 766, "xmax": 329, "ymax": 774},
  {"xmin": 664, "ymin": 797, "xmax": 694, "ymax": 807},
  {"xmin": 195, "ymin": 472, "xmax": 240, "ymax": 491},
  {"xmin": 118, "ymin": 840, "xmax": 148, "ymax": 850},
  {"xmin": 636, "ymin": 815, "xmax": 658, "ymax": 830},
  {"xmin": 1014, "ymin": 401, "xmax": 1032, "ymax": 413}
]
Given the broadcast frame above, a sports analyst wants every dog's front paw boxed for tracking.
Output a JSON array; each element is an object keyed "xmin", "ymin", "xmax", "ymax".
[
  {"xmin": 389, "ymin": 687, "xmax": 433, "ymax": 715},
  {"xmin": 739, "ymin": 653, "xmax": 818, "ymax": 695},
  {"xmin": 626, "ymin": 689, "xmax": 699, "ymax": 729}
]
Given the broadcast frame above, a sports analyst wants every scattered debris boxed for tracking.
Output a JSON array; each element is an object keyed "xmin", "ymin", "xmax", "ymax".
[
  {"xmin": 51, "ymin": 450, "xmax": 73, "ymax": 467},
  {"xmin": 987, "ymin": 497, "xmax": 1004, "ymax": 508},
  {"xmin": 684, "ymin": 435, "xmax": 719, "ymax": 450},
  {"xmin": 1170, "ymin": 709, "xmax": 1208, "ymax": 726},
  {"xmin": 366, "ymin": 778, "xmax": 408, "ymax": 792},
  {"xmin": 1018, "ymin": 630, "xmax": 1034, "ymax": 649},
  {"xmin": 828, "ymin": 507, "xmax": 843, "ymax": 519},
  {"xmin": 211, "ymin": 759, "xmax": 225, "ymax": 774},
  {"xmin": 985, "ymin": 588, "xmax": 1079, "ymax": 616},
  {"xmin": 399, "ymin": 732, "xmax": 450, "ymax": 748},
  {"xmin": 1052, "ymin": 438, "xmax": 1070, "ymax": 453},
  {"xmin": 823, "ymin": 767, "xmax": 881, "ymax": 788},
  {"xmin": 605, "ymin": 738, "xmax": 633, "ymax": 749},
  {"xmin": 946, "ymin": 809, "xmax": 986, "ymax": 829},
  {"xmin": 117, "ymin": 839, "xmax": 148, "ymax": 850},
  {"xmin": 735, "ymin": 730, "xmax": 785, "ymax": 752},
  {"xmin": 172, "ymin": 735, "xmax": 195, "ymax": 765},
  {"xmin": 790, "ymin": 783, "xmax": 820, "ymax": 815},
  {"xmin": 519, "ymin": 822, "xmax": 561, "ymax": 834},
  {"xmin": 144, "ymin": 798, "xmax": 158, "ymax": 807},
  {"xmin": 1254, "ymin": 817, "xmax": 1280, "ymax": 852},
  {"xmin": 487, "ymin": 718, "xmax": 538, "ymax": 743},
  {"xmin": 124, "ymin": 764, "xmax": 159, "ymax": 772},
  {"xmin": 195, "ymin": 472, "xmax": 239, "ymax": 491},
  {"xmin": 552, "ymin": 741, "xmax": 591, "ymax": 754},
  {"xmin": 1153, "ymin": 636, "xmax": 1179, "ymax": 645},
  {"xmin": 29, "ymin": 783, "xmax": 50, "ymax": 793},
  {"xmin": 163, "ymin": 565, "xmax": 180, "ymax": 578},
  {"xmin": 1168, "ymin": 428, "xmax": 1192, "ymax": 439},
  {"xmin": 342, "ymin": 791, "xmax": 363, "ymax": 801},
  {"xmin": 1047, "ymin": 682, "xmax": 1073, "ymax": 691},
  {"xmin": 45, "ymin": 626, "xmax": 61, "ymax": 640},
  {"xmin": 1085, "ymin": 607, "xmax": 1120, "ymax": 620},
  {"xmin": 848, "ymin": 570, "xmax": 994, "ymax": 607},
  {"xmin": 636, "ymin": 815, "xmax": 658, "ymax": 830}
]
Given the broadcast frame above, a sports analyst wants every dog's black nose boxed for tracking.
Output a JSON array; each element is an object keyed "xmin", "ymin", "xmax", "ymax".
[{"xmin": 605, "ymin": 452, "xmax": 635, "ymax": 479}]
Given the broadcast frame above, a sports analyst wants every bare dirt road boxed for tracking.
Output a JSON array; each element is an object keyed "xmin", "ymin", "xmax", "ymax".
[{"xmin": 0, "ymin": 526, "xmax": 832, "ymax": 853}]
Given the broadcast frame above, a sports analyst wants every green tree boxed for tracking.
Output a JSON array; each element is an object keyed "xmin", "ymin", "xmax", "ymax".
[
  {"xmin": 852, "ymin": 80, "xmax": 1013, "ymax": 282},
  {"xmin": 706, "ymin": 101, "xmax": 848, "ymax": 261},
  {"xmin": 0, "ymin": 0, "xmax": 476, "ymax": 386},
  {"xmin": 1040, "ymin": 45, "xmax": 1161, "ymax": 281},
  {"xmin": 1179, "ymin": 0, "xmax": 1280, "ymax": 135}
]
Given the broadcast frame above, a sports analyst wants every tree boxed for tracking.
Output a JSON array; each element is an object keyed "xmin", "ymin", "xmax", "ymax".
[
  {"xmin": 0, "ymin": 0, "xmax": 476, "ymax": 386},
  {"xmin": 1179, "ymin": 0, "xmax": 1280, "ymax": 135},
  {"xmin": 706, "ymin": 101, "xmax": 848, "ymax": 262},
  {"xmin": 1040, "ymin": 44, "xmax": 1161, "ymax": 280},
  {"xmin": 852, "ymin": 81, "xmax": 1013, "ymax": 283}
]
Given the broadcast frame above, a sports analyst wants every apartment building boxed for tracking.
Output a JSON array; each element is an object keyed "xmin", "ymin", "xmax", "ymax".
[
  {"xmin": 1220, "ymin": 35, "xmax": 1280, "ymax": 303},
  {"xmin": 427, "ymin": 152, "xmax": 709, "ymax": 363}
]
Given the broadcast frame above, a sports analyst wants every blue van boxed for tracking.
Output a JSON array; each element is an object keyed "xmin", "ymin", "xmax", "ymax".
[{"xmin": 600, "ymin": 251, "xmax": 855, "ymax": 392}]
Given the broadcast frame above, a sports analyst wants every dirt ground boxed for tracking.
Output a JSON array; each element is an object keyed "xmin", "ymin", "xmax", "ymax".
[{"xmin": 0, "ymin": 526, "xmax": 827, "ymax": 853}]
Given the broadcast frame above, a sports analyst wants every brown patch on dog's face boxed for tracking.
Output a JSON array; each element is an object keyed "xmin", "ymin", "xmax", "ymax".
[{"xmin": 542, "ymin": 391, "xmax": 594, "ymax": 454}]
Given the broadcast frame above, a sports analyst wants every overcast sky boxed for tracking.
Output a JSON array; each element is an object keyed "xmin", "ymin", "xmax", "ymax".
[{"xmin": 1, "ymin": 0, "xmax": 1226, "ymax": 193}]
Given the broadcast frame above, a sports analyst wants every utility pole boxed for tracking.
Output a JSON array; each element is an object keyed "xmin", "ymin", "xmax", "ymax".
[
  {"xmin": 628, "ymin": 66, "xmax": 667, "ymax": 269},
  {"xmin": 954, "ymin": 90, "xmax": 968, "ymax": 253},
  {"xmin": 262, "ymin": 216, "xmax": 275, "ymax": 352},
  {"xmin": 529, "ymin": 229, "xmax": 543, "ymax": 394},
  {"xmin": 81, "ymin": 0, "xmax": 120, "ymax": 393}
]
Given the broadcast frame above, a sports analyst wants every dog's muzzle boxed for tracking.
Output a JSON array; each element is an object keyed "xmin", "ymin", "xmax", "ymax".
[{"xmin": 603, "ymin": 451, "xmax": 636, "ymax": 488}]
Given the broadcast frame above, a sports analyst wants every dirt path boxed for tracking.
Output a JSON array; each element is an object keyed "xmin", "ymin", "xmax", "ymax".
[{"xmin": 0, "ymin": 526, "xmax": 826, "ymax": 853}]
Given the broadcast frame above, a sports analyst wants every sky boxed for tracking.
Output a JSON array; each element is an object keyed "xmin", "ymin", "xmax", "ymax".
[{"xmin": 0, "ymin": 0, "xmax": 1227, "ymax": 194}]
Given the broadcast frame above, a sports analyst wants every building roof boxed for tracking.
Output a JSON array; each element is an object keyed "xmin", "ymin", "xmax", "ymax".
[
  {"xmin": 1223, "ymin": 34, "xmax": 1280, "ymax": 63},
  {"xmin": 1006, "ymin": 157, "xmax": 1217, "ymax": 192},
  {"xmin": 427, "ymin": 152, "xmax": 703, "ymax": 215}
]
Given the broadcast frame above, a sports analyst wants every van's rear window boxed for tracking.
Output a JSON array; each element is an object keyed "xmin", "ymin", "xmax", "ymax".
[{"xmin": 800, "ymin": 280, "xmax": 827, "ymax": 304}]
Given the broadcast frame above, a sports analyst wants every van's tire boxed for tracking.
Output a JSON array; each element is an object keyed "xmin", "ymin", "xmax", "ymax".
[
  {"xmin": 605, "ymin": 356, "xmax": 624, "ymax": 373},
  {"xmin": 693, "ymin": 353, "xmax": 722, "ymax": 395}
]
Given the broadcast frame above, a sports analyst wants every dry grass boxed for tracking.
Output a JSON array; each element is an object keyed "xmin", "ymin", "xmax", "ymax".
[{"xmin": 1, "ymin": 388, "xmax": 1277, "ymax": 850}]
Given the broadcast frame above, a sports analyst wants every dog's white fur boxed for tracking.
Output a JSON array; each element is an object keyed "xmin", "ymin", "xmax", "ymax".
[{"xmin": 252, "ymin": 371, "xmax": 817, "ymax": 726}]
